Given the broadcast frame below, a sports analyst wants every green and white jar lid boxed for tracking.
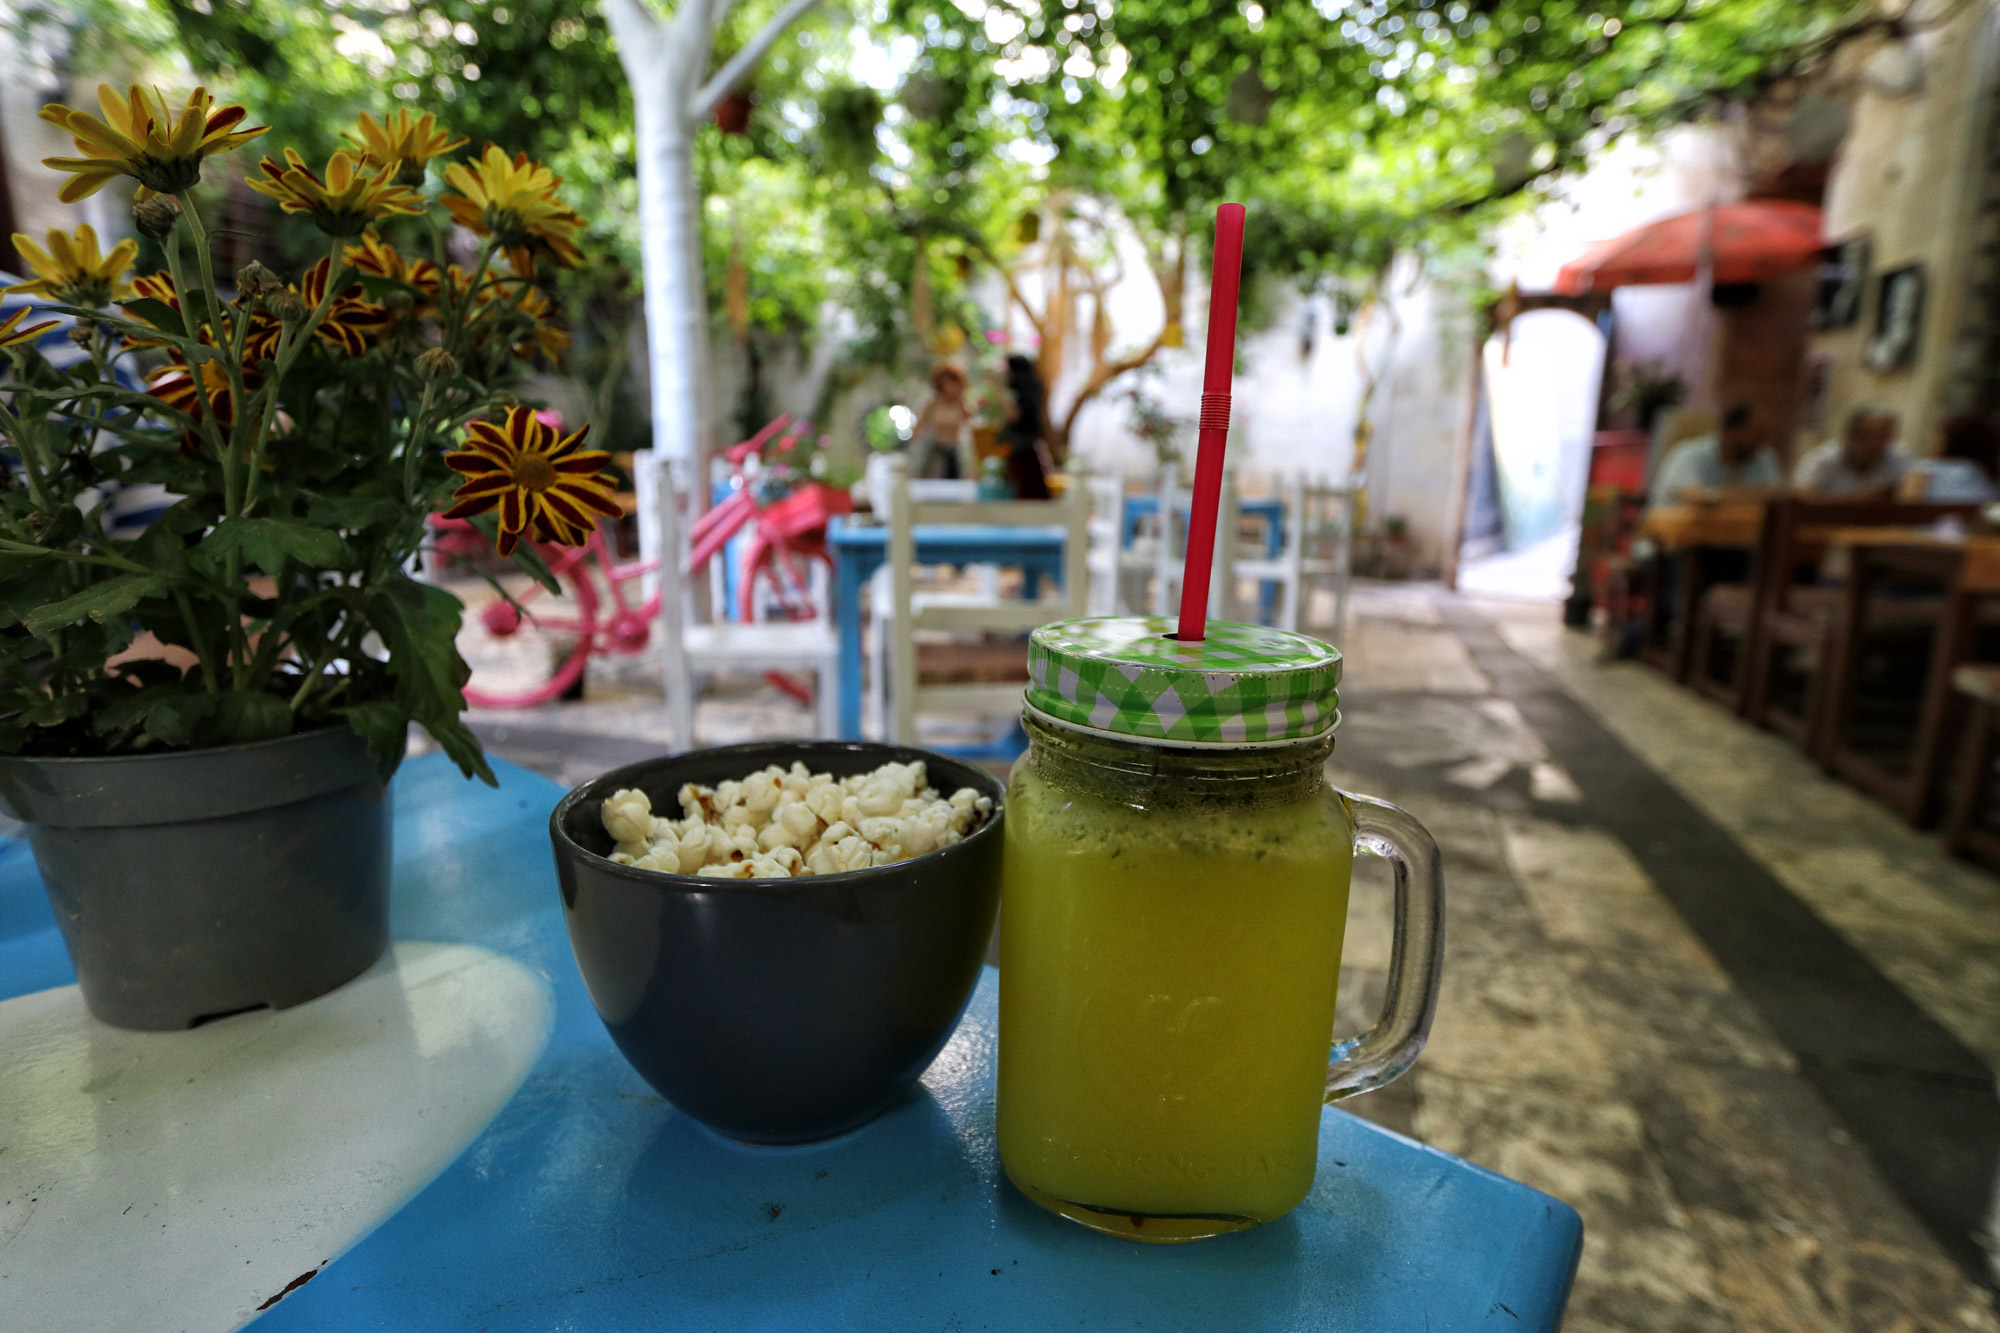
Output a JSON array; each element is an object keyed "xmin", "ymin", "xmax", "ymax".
[{"xmin": 1026, "ymin": 616, "xmax": 1341, "ymax": 745}]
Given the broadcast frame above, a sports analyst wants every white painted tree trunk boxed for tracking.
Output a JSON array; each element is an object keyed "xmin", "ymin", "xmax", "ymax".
[
  {"xmin": 603, "ymin": 0, "xmax": 822, "ymax": 466},
  {"xmin": 629, "ymin": 73, "xmax": 709, "ymax": 468}
]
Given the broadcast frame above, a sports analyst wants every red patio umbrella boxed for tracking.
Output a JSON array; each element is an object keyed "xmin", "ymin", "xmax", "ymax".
[{"xmin": 1553, "ymin": 200, "xmax": 1824, "ymax": 295}]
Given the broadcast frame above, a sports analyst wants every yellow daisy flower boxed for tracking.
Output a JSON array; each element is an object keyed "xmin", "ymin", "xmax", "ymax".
[
  {"xmin": 148, "ymin": 355, "xmax": 253, "ymax": 455},
  {"xmin": 441, "ymin": 145, "xmax": 584, "ymax": 275},
  {"xmin": 346, "ymin": 230, "xmax": 442, "ymax": 305},
  {"xmin": 4, "ymin": 225, "xmax": 138, "ymax": 307},
  {"xmin": 241, "ymin": 259, "xmax": 391, "ymax": 363},
  {"xmin": 0, "ymin": 307, "xmax": 59, "ymax": 351},
  {"xmin": 40, "ymin": 84, "xmax": 266, "ymax": 202},
  {"xmin": 440, "ymin": 407, "xmax": 619, "ymax": 556},
  {"xmin": 343, "ymin": 109, "xmax": 467, "ymax": 187},
  {"xmin": 245, "ymin": 148, "xmax": 426, "ymax": 238},
  {"xmin": 470, "ymin": 284, "xmax": 565, "ymax": 362},
  {"xmin": 509, "ymin": 286, "xmax": 569, "ymax": 362}
]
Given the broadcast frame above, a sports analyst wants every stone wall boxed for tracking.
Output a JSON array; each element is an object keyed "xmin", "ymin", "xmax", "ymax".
[{"xmin": 1814, "ymin": 1, "xmax": 2000, "ymax": 456}]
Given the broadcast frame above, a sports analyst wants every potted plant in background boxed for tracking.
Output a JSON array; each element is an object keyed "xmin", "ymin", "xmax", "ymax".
[{"xmin": 0, "ymin": 86, "xmax": 618, "ymax": 1029}]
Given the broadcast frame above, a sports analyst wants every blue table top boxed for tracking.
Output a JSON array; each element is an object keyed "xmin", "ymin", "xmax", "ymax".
[
  {"xmin": 0, "ymin": 755, "xmax": 1580, "ymax": 1331},
  {"xmin": 1123, "ymin": 494, "xmax": 1286, "ymax": 517},
  {"xmin": 828, "ymin": 517, "xmax": 1069, "ymax": 551}
]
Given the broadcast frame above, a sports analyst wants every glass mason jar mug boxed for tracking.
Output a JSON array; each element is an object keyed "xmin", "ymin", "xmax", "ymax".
[{"xmin": 997, "ymin": 617, "xmax": 1444, "ymax": 1242}]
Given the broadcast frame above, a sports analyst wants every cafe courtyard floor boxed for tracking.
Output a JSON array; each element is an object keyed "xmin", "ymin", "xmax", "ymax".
[{"xmin": 447, "ymin": 581, "xmax": 2000, "ymax": 1332}]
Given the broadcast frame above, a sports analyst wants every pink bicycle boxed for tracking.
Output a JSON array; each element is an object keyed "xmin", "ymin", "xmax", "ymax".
[
  {"xmin": 450, "ymin": 518, "xmax": 658, "ymax": 709},
  {"xmin": 447, "ymin": 416, "xmax": 851, "ymax": 709}
]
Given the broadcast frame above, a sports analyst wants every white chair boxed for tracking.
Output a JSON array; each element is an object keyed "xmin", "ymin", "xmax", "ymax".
[
  {"xmin": 634, "ymin": 449, "xmax": 840, "ymax": 752},
  {"xmin": 1084, "ymin": 470, "xmax": 1153, "ymax": 616},
  {"xmin": 1231, "ymin": 479, "xmax": 1356, "ymax": 642},
  {"xmin": 872, "ymin": 455, "xmax": 1089, "ymax": 747},
  {"xmin": 1139, "ymin": 469, "xmax": 1244, "ymax": 622}
]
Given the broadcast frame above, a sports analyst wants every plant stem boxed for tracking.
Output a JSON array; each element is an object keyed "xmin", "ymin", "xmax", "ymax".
[
  {"xmin": 158, "ymin": 237, "xmax": 232, "ymax": 485},
  {"xmin": 173, "ymin": 193, "xmax": 249, "ymax": 469},
  {"xmin": 241, "ymin": 233, "xmax": 346, "ymax": 515},
  {"xmin": 175, "ymin": 590, "xmax": 220, "ymax": 693},
  {"xmin": 402, "ymin": 380, "xmax": 441, "ymax": 501},
  {"xmin": 0, "ymin": 396, "xmax": 53, "ymax": 513},
  {"xmin": 0, "ymin": 538, "xmax": 152, "ymax": 574}
]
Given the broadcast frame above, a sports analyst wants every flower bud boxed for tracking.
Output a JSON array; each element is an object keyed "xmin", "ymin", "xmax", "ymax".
[
  {"xmin": 490, "ymin": 391, "xmax": 518, "ymax": 410},
  {"xmin": 132, "ymin": 194, "xmax": 182, "ymax": 240},
  {"xmin": 269, "ymin": 289, "xmax": 310, "ymax": 324},
  {"xmin": 66, "ymin": 322, "xmax": 94, "ymax": 346},
  {"xmin": 417, "ymin": 347, "xmax": 458, "ymax": 381},
  {"xmin": 235, "ymin": 261, "xmax": 284, "ymax": 302}
]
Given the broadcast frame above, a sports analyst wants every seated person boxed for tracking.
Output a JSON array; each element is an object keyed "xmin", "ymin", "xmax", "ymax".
[
  {"xmin": 1648, "ymin": 402, "xmax": 1782, "ymax": 507},
  {"xmin": 1792, "ymin": 405, "xmax": 1904, "ymax": 496},
  {"xmin": 1903, "ymin": 413, "xmax": 2000, "ymax": 502}
]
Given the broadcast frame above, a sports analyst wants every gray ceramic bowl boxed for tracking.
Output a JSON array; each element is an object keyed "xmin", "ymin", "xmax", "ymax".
[{"xmin": 549, "ymin": 741, "xmax": 1005, "ymax": 1144}]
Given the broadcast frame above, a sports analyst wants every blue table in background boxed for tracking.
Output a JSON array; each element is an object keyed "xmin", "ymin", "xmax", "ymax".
[
  {"xmin": 1121, "ymin": 493, "xmax": 1288, "ymax": 556},
  {"xmin": 1123, "ymin": 493, "xmax": 1288, "ymax": 620},
  {"xmin": 0, "ymin": 757, "xmax": 1582, "ymax": 1331},
  {"xmin": 827, "ymin": 516, "xmax": 1071, "ymax": 740}
]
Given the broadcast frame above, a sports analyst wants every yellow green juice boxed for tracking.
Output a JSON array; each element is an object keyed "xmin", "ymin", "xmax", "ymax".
[{"xmin": 997, "ymin": 750, "xmax": 1352, "ymax": 1241}]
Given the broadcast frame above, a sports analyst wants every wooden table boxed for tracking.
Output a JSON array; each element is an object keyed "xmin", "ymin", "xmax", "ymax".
[
  {"xmin": 1633, "ymin": 498, "xmax": 1772, "ymax": 681},
  {"xmin": 1637, "ymin": 499, "xmax": 1769, "ymax": 552},
  {"xmin": 1819, "ymin": 526, "xmax": 2000, "ymax": 823}
]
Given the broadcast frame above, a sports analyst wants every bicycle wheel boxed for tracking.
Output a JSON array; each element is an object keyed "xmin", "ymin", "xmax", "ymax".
[
  {"xmin": 738, "ymin": 540, "xmax": 821, "ymax": 708},
  {"xmin": 454, "ymin": 548, "xmax": 601, "ymax": 709}
]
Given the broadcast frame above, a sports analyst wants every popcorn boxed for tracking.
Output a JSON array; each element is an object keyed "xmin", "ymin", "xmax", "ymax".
[{"xmin": 599, "ymin": 760, "xmax": 993, "ymax": 880}]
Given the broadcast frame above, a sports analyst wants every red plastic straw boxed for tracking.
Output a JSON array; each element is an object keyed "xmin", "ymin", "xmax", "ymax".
[{"xmin": 1176, "ymin": 202, "xmax": 1247, "ymax": 642}]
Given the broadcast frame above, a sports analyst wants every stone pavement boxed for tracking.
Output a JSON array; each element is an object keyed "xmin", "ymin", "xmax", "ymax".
[{"xmin": 452, "ymin": 581, "xmax": 2000, "ymax": 1331}]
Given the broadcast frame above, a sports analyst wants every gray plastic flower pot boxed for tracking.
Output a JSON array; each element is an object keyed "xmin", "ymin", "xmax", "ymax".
[{"xmin": 0, "ymin": 725, "xmax": 392, "ymax": 1030}]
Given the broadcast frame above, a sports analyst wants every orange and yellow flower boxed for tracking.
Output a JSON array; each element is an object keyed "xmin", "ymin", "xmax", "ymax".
[
  {"xmin": 441, "ymin": 407, "xmax": 620, "ymax": 555},
  {"xmin": 246, "ymin": 148, "xmax": 426, "ymax": 238},
  {"xmin": 343, "ymin": 109, "xmax": 466, "ymax": 186},
  {"xmin": 5, "ymin": 225, "xmax": 137, "ymax": 307},
  {"xmin": 508, "ymin": 285, "xmax": 569, "ymax": 362},
  {"xmin": 441, "ymin": 145, "xmax": 584, "ymax": 275},
  {"xmin": 0, "ymin": 307, "xmax": 59, "ymax": 351},
  {"xmin": 147, "ymin": 355, "xmax": 257, "ymax": 454},
  {"xmin": 242, "ymin": 258, "xmax": 390, "ymax": 362},
  {"xmin": 346, "ymin": 230, "xmax": 441, "ymax": 305},
  {"xmin": 119, "ymin": 271, "xmax": 193, "ymax": 349},
  {"xmin": 40, "ymin": 84, "xmax": 266, "ymax": 202}
]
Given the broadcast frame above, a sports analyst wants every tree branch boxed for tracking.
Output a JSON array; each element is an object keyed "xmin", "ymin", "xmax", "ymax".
[
  {"xmin": 602, "ymin": 0, "xmax": 664, "ymax": 62},
  {"xmin": 691, "ymin": 0, "xmax": 823, "ymax": 119},
  {"xmin": 1059, "ymin": 329, "xmax": 1167, "ymax": 449},
  {"xmin": 935, "ymin": 220, "xmax": 1046, "ymax": 339}
]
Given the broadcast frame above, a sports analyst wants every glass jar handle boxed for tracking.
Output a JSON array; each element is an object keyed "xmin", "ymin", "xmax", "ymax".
[{"xmin": 1326, "ymin": 790, "xmax": 1445, "ymax": 1102}]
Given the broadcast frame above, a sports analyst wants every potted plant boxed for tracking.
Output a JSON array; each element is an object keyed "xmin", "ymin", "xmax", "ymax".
[{"xmin": 0, "ymin": 87, "xmax": 619, "ymax": 1029}]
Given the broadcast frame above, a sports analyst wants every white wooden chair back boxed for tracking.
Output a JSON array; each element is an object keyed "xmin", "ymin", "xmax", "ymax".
[
  {"xmin": 1295, "ymin": 480, "xmax": 1357, "ymax": 648},
  {"xmin": 634, "ymin": 448, "xmax": 840, "ymax": 751},
  {"xmin": 1145, "ymin": 470, "xmax": 1243, "ymax": 623},
  {"xmin": 879, "ymin": 455, "xmax": 1089, "ymax": 745},
  {"xmin": 1083, "ymin": 470, "xmax": 1128, "ymax": 616}
]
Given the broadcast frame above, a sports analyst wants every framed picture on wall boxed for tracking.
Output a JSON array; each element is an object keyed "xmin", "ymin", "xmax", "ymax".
[
  {"xmin": 1864, "ymin": 264, "xmax": 1925, "ymax": 372},
  {"xmin": 1812, "ymin": 235, "xmax": 1870, "ymax": 330}
]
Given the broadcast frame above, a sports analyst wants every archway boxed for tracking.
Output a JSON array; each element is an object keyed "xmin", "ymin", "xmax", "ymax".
[{"xmin": 1457, "ymin": 306, "xmax": 1608, "ymax": 598}]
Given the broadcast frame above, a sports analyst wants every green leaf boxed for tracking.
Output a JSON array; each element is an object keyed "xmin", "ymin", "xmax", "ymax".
[
  {"xmin": 508, "ymin": 537, "xmax": 563, "ymax": 596},
  {"xmin": 112, "ymin": 296, "xmax": 184, "ymax": 335},
  {"xmin": 462, "ymin": 512, "xmax": 562, "ymax": 595},
  {"xmin": 366, "ymin": 575, "xmax": 493, "ymax": 785},
  {"xmin": 144, "ymin": 694, "xmax": 218, "ymax": 747},
  {"xmin": 338, "ymin": 700, "xmax": 410, "ymax": 783},
  {"xmin": 24, "ymin": 573, "xmax": 166, "ymax": 635},
  {"xmin": 423, "ymin": 714, "xmax": 496, "ymax": 787},
  {"xmin": 214, "ymin": 692, "xmax": 292, "ymax": 744},
  {"xmin": 201, "ymin": 518, "xmax": 352, "ymax": 576},
  {"xmin": 307, "ymin": 490, "xmax": 409, "ymax": 533}
]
